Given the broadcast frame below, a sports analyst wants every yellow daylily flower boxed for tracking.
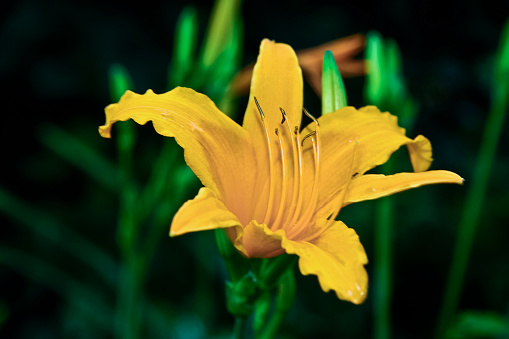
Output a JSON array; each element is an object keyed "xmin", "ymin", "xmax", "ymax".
[{"xmin": 99, "ymin": 39, "xmax": 463, "ymax": 304}]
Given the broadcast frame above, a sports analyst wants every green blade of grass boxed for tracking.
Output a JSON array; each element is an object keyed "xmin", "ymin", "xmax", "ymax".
[{"xmin": 39, "ymin": 124, "xmax": 120, "ymax": 192}]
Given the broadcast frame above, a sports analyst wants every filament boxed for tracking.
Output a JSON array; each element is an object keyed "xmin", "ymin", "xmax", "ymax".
[
  {"xmin": 254, "ymin": 97, "xmax": 276, "ymax": 225},
  {"xmin": 287, "ymin": 126, "xmax": 305, "ymax": 228},
  {"xmin": 287, "ymin": 108, "xmax": 321, "ymax": 239},
  {"xmin": 271, "ymin": 127, "xmax": 289, "ymax": 230},
  {"xmin": 280, "ymin": 112, "xmax": 302, "ymax": 229}
]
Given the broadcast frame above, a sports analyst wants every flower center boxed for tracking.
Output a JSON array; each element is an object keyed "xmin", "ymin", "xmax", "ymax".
[{"xmin": 253, "ymin": 97, "xmax": 321, "ymax": 239}]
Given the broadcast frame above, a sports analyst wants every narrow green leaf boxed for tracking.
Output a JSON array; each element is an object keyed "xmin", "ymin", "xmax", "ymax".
[
  {"xmin": 39, "ymin": 124, "xmax": 119, "ymax": 191},
  {"xmin": 322, "ymin": 50, "xmax": 348, "ymax": 115},
  {"xmin": 495, "ymin": 17, "xmax": 509, "ymax": 107},
  {"xmin": 200, "ymin": 0, "xmax": 242, "ymax": 69},
  {"xmin": 108, "ymin": 64, "xmax": 136, "ymax": 155},
  {"xmin": 109, "ymin": 63, "xmax": 134, "ymax": 102},
  {"xmin": 209, "ymin": 17, "xmax": 244, "ymax": 114},
  {"xmin": 446, "ymin": 311, "xmax": 509, "ymax": 339},
  {"xmin": 364, "ymin": 30, "xmax": 384, "ymax": 107},
  {"xmin": 170, "ymin": 7, "xmax": 198, "ymax": 88}
]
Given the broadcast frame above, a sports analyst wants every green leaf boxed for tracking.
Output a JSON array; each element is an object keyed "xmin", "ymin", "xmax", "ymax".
[
  {"xmin": 364, "ymin": 30, "xmax": 384, "ymax": 108},
  {"xmin": 322, "ymin": 50, "xmax": 348, "ymax": 115},
  {"xmin": 109, "ymin": 63, "xmax": 134, "ymax": 102},
  {"xmin": 363, "ymin": 31, "xmax": 418, "ymax": 131},
  {"xmin": 446, "ymin": 310, "xmax": 509, "ymax": 339},
  {"xmin": 200, "ymin": 0, "xmax": 242, "ymax": 69},
  {"xmin": 170, "ymin": 7, "xmax": 198, "ymax": 88},
  {"xmin": 39, "ymin": 124, "xmax": 119, "ymax": 191},
  {"xmin": 495, "ymin": 17, "xmax": 509, "ymax": 107}
]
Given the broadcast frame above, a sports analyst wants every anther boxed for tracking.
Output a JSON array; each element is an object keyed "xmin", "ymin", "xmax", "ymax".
[
  {"xmin": 254, "ymin": 96, "xmax": 265, "ymax": 119},
  {"xmin": 301, "ymin": 131, "xmax": 316, "ymax": 146},
  {"xmin": 303, "ymin": 107, "xmax": 319, "ymax": 126},
  {"xmin": 279, "ymin": 107, "xmax": 286, "ymax": 124}
]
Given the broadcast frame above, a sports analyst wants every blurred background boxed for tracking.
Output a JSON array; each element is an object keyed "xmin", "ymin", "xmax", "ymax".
[{"xmin": 1, "ymin": 0, "xmax": 508, "ymax": 338}]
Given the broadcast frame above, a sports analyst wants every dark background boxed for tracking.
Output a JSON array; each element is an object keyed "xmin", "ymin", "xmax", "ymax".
[{"xmin": 1, "ymin": 0, "xmax": 508, "ymax": 338}]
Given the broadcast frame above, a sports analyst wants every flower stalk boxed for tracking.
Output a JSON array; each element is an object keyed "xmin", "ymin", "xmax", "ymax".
[{"xmin": 435, "ymin": 18, "xmax": 509, "ymax": 338}]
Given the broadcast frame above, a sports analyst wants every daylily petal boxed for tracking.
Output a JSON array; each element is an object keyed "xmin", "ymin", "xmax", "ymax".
[
  {"xmin": 243, "ymin": 39, "xmax": 303, "ymax": 138},
  {"xmin": 240, "ymin": 39, "xmax": 303, "ymax": 222},
  {"xmin": 407, "ymin": 134, "xmax": 433, "ymax": 172},
  {"xmin": 301, "ymin": 105, "xmax": 433, "ymax": 219},
  {"xmin": 343, "ymin": 171, "xmax": 464, "ymax": 206},
  {"xmin": 237, "ymin": 220, "xmax": 286, "ymax": 258},
  {"xmin": 281, "ymin": 219, "xmax": 368, "ymax": 304},
  {"xmin": 99, "ymin": 87, "xmax": 256, "ymax": 224},
  {"xmin": 170, "ymin": 187, "xmax": 242, "ymax": 236},
  {"xmin": 303, "ymin": 105, "xmax": 432, "ymax": 175}
]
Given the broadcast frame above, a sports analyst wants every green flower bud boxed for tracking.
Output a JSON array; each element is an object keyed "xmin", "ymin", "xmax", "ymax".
[{"xmin": 322, "ymin": 50, "xmax": 348, "ymax": 115}]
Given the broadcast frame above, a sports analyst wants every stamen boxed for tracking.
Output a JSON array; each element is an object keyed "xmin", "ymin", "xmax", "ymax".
[
  {"xmin": 287, "ymin": 135, "xmax": 319, "ymax": 238},
  {"xmin": 271, "ymin": 126, "xmax": 289, "ymax": 230},
  {"xmin": 301, "ymin": 131, "xmax": 316, "ymax": 146},
  {"xmin": 254, "ymin": 97, "xmax": 265, "ymax": 118},
  {"xmin": 287, "ymin": 126, "xmax": 305, "ymax": 228},
  {"xmin": 254, "ymin": 97, "xmax": 276, "ymax": 225},
  {"xmin": 287, "ymin": 108, "xmax": 321, "ymax": 239},
  {"xmin": 272, "ymin": 108, "xmax": 300, "ymax": 230}
]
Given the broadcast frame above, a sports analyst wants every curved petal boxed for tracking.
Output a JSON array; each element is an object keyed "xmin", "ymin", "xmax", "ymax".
[
  {"xmin": 241, "ymin": 40, "xmax": 303, "ymax": 218},
  {"xmin": 170, "ymin": 187, "xmax": 242, "ymax": 237},
  {"xmin": 235, "ymin": 220, "xmax": 286, "ymax": 258},
  {"xmin": 281, "ymin": 219, "xmax": 368, "ymax": 304},
  {"xmin": 343, "ymin": 171, "xmax": 464, "ymax": 205},
  {"xmin": 99, "ymin": 87, "xmax": 256, "ymax": 224},
  {"xmin": 243, "ymin": 39, "xmax": 303, "ymax": 135},
  {"xmin": 301, "ymin": 105, "xmax": 433, "ymax": 219}
]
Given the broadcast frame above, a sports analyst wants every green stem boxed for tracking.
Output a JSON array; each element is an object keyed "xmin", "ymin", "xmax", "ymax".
[
  {"xmin": 257, "ymin": 269, "xmax": 296, "ymax": 339},
  {"xmin": 257, "ymin": 312, "xmax": 285, "ymax": 339},
  {"xmin": 435, "ymin": 90, "xmax": 507, "ymax": 338},
  {"xmin": 233, "ymin": 317, "xmax": 248, "ymax": 339},
  {"xmin": 373, "ymin": 161, "xmax": 394, "ymax": 339},
  {"xmin": 115, "ymin": 120, "xmax": 143, "ymax": 339}
]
